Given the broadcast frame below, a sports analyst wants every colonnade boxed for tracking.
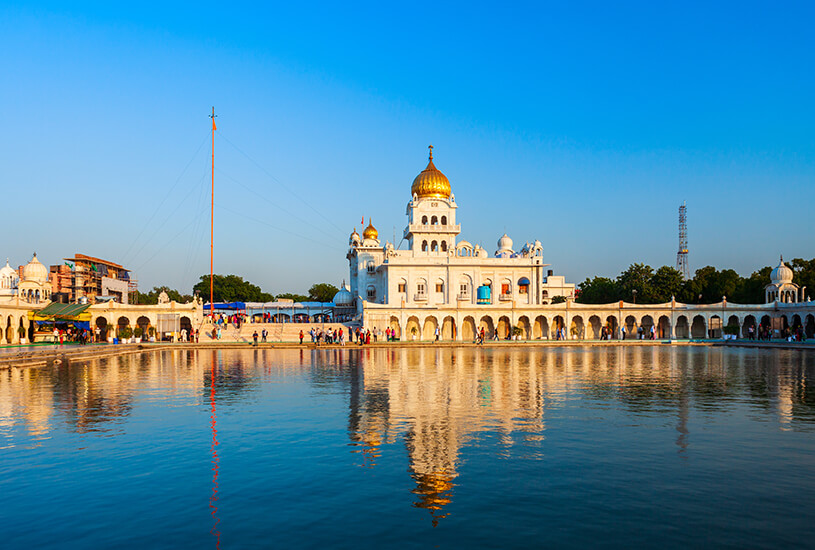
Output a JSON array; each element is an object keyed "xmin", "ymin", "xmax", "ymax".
[{"xmin": 368, "ymin": 305, "xmax": 815, "ymax": 342}]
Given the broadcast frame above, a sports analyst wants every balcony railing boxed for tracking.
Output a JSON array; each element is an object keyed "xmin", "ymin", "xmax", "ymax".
[
  {"xmin": 404, "ymin": 223, "xmax": 461, "ymax": 237},
  {"xmin": 499, "ymin": 293, "xmax": 513, "ymax": 301},
  {"xmin": 457, "ymin": 293, "xmax": 471, "ymax": 301},
  {"xmin": 414, "ymin": 293, "xmax": 428, "ymax": 301}
]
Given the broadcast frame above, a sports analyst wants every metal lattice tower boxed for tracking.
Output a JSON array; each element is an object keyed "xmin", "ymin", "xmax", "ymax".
[{"xmin": 676, "ymin": 202, "xmax": 690, "ymax": 280}]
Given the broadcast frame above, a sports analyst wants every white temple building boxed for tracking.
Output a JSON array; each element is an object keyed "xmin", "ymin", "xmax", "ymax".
[{"xmin": 343, "ymin": 146, "xmax": 575, "ymax": 338}]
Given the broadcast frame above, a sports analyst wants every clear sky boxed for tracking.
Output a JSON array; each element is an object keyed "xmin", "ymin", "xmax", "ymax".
[{"xmin": 3, "ymin": 1, "xmax": 813, "ymax": 294}]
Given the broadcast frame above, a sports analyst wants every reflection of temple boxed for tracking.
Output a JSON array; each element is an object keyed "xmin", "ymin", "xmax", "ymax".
[{"xmin": 345, "ymin": 346, "xmax": 815, "ymax": 525}]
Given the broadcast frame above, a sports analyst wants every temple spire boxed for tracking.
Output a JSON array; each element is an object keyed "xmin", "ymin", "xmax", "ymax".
[{"xmin": 428, "ymin": 144, "xmax": 433, "ymax": 161}]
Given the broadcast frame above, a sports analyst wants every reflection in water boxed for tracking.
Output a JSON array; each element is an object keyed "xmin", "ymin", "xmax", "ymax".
[
  {"xmin": 345, "ymin": 346, "xmax": 815, "ymax": 525},
  {"xmin": 1, "ymin": 345, "xmax": 815, "ymax": 536},
  {"xmin": 209, "ymin": 351, "xmax": 221, "ymax": 549}
]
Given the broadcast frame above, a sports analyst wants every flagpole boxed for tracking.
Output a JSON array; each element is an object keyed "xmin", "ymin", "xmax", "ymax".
[{"xmin": 209, "ymin": 107, "xmax": 217, "ymax": 320}]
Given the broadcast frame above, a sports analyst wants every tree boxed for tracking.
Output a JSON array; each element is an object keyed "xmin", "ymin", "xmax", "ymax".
[
  {"xmin": 617, "ymin": 263, "xmax": 656, "ymax": 303},
  {"xmin": 192, "ymin": 274, "xmax": 273, "ymax": 303},
  {"xmin": 551, "ymin": 295, "xmax": 568, "ymax": 304},
  {"xmin": 576, "ymin": 277, "xmax": 619, "ymax": 304},
  {"xmin": 650, "ymin": 266, "xmax": 684, "ymax": 303},
  {"xmin": 308, "ymin": 283, "xmax": 339, "ymax": 303}
]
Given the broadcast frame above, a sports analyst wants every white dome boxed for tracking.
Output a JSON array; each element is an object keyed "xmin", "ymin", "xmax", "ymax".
[
  {"xmin": 23, "ymin": 253, "xmax": 48, "ymax": 283},
  {"xmin": 333, "ymin": 281, "xmax": 354, "ymax": 307},
  {"xmin": 770, "ymin": 256, "xmax": 793, "ymax": 284},
  {"xmin": 496, "ymin": 233, "xmax": 514, "ymax": 256},
  {"xmin": 349, "ymin": 228, "xmax": 361, "ymax": 246},
  {"xmin": 0, "ymin": 258, "xmax": 18, "ymax": 293},
  {"xmin": 0, "ymin": 259, "xmax": 16, "ymax": 279}
]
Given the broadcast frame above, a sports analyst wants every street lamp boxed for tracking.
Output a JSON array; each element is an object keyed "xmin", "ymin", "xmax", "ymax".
[{"xmin": 632, "ymin": 289, "xmax": 637, "ymax": 304}]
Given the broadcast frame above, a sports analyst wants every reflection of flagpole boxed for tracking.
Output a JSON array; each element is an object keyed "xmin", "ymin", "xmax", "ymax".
[{"xmin": 209, "ymin": 350, "xmax": 221, "ymax": 548}]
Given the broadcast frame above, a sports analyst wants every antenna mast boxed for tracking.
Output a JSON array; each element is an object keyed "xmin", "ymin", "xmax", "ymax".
[
  {"xmin": 209, "ymin": 107, "xmax": 217, "ymax": 318},
  {"xmin": 677, "ymin": 201, "xmax": 690, "ymax": 280}
]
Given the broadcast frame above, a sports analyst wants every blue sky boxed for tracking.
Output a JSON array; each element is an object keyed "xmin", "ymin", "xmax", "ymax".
[{"xmin": 2, "ymin": 1, "xmax": 813, "ymax": 294}]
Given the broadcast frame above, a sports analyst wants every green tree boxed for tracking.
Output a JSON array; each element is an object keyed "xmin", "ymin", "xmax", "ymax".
[
  {"xmin": 576, "ymin": 277, "xmax": 619, "ymax": 304},
  {"xmin": 617, "ymin": 263, "xmax": 656, "ymax": 303},
  {"xmin": 193, "ymin": 274, "xmax": 274, "ymax": 302},
  {"xmin": 551, "ymin": 295, "xmax": 568, "ymax": 304},
  {"xmin": 790, "ymin": 258, "xmax": 815, "ymax": 301},
  {"xmin": 650, "ymin": 266, "xmax": 684, "ymax": 303},
  {"xmin": 308, "ymin": 283, "xmax": 339, "ymax": 303}
]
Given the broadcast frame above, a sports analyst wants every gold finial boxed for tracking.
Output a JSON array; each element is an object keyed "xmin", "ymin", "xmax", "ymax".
[{"xmin": 428, "ymin": 144, "xmax": 433, "ymax": 161}]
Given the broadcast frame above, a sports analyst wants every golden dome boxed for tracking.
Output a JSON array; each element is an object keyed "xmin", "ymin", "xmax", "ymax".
[
  {"xmin": 363, "ymin": 219, "xmax": 378, "ymax": 240},
  {"xmin": 411, "ymin": 145, "xmax": 451, "ymax": 199}
]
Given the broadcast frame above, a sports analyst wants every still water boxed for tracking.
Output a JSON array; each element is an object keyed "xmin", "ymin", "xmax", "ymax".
[{"xmin": 2, "ymin": 346, "xmax": 815, "ymax": 549}]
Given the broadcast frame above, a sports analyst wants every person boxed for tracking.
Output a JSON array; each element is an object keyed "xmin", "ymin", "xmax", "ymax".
[
  {"xmin": 621, "ymin": 326, "xmax": 626, "ymax": 340},
  {"xmin": 262, "ymin": 328, "xmax": 267, "ymax": 343},
  {"xmin": 299, "ymin": 329, "xmax": 304, "ymax": 344},
  {"xmin": 195, "ymin": 329, "xmax": 199, "ymax": 343},
  {"xmin": 252, "ymin": 330, "xmax": 258, "ymax": 346},
  {"xmin": 650, "ymin": 325, "xmax": 656, "ymax": 340},
  {"xmin": 435, "ymin": 326, "xmax": 440, "ymax": 342},
  {"xmin": 373, "ymin": 327, "xmax": 378, "ymax": 343},
  {"xmin": 181, "ymin": 328, "xmax": 187, "ymax": 342}
]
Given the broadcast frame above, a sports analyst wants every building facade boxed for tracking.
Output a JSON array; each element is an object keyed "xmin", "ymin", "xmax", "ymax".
[{"xmin": 341, "ymin": 148, "xmax": 815, "ymax": 341}]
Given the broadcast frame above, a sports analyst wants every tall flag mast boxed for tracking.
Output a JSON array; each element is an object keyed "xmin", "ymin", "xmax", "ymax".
[
  {"xmin": 209, "ymin": 107, "xmax": 217, "ymax": 318},
  {"xmin": 677, "ymin": 201, "xmax": 690, "ymax": 280}
]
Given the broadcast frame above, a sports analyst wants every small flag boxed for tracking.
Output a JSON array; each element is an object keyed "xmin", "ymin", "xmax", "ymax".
[
  {"xmin": 212, "ymin": 118, "xmax": 217, "ymax": 131},
  {"xmin": 361, "ymin": 216, "xmax": 365, "ymax": 225}
]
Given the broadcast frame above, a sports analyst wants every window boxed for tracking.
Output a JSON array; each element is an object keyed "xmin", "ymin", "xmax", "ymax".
[
  {"xmin": 417, "ymin": 283, "xmax": 426, "ymax": 295},
  {"xmin": 422, "ymin": 241, "xmax": 428, "ymax": 252},
  {"xmin": 431, "ymin": 240, "xmax": 438, "ymax": 251},
  {"xmin": 519, "ymin": 285, "xmax": 528, "ymax": 294},
  {"xmin": 366, "ymin": 261, "xmax": 375, "ymax": 274},
  {"xmin": 367, "ymin": 286, "xmax": 376, "ymax": 299},
  {"xmin": 398, "ymin": 283, "xmax": 406, "ymax": 293},
  {"xmin": 422, "ymin": 215, "xmax": 428, "ymax": 225},
  {"xmin": 431, "ymin": 215, "xmax": 438, "ymax": 225},
  {"xmin": 460, "ymin": 284, "xmax": 468, "ymax": 295},
  {"xmin": 502, "ymin": 283, "xmax": 510, "ymax": 294},
  {"xmin": 435, "ymin": 283, "xmax": 444, "ymax": 293},
  {"xmin": 441, "ymin": 241, "xmax": 447, "ymax": 252},
  {"xmin": 542, "ymin": 290, "xmax": 549, "ymax": 298},
  {"xmin": 441, "ymin": 215, "xmax": 447, "ymax": 225}
]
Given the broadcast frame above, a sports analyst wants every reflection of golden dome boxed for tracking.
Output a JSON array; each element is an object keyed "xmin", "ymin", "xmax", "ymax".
[
  {"xmin": 411, "ymin": 471, "xmax": 455, "ymax": 527},
  {"xmin": 411, "ymin": 145, "xmax": 451, "ymax": 199},
  {"xmin": 363, "ymin": 219, "xmax": 378, "ymax": 240}
]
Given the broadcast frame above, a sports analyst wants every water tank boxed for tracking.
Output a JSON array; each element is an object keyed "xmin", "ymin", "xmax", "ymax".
[{"xmin": 476, "ymin": 285, "xmax": 491, "ymax": 305}]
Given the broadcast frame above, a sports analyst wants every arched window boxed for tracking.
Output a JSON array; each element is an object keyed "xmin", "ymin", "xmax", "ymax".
[
  {"xmin": 366, "ymin": 261, "xmax": 375, "ymax": 274},
  {"xmin": 518, "ymin": 277, "xmax": 530, "ymax": 295},
  {"xmin": 366, "ymin": 286, "xmax": 376, "ymax": 300},
  {"xmin": 431, "ymin": 240, "xmax": 438, "ymax": 252},
  {"xmin": 422, "ymin": 215, "xmax": 428, "ymax": 225},
  {"xmin": 441, "ymin": 241, "xmax": 447, "ymax": 252},
  {"xmin": 422, "ymin": 241, "xmax": 428, "ymax": 252},
  {"xmin": 441, "ymin": 216, "xmax": 447, "ymax": 225},
  {"xmin": 431, "ymin": 215, "xmax": 438, "ymax": 225}
]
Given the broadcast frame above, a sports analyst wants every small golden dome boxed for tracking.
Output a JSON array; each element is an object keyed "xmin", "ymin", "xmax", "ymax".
[
  {"xmin": 363, "ymin": 219, "xmax": 378, "ymax": 240},
  {"xmin": 411, "ymin": 145, "xmax": 451, "ymax": 199}
]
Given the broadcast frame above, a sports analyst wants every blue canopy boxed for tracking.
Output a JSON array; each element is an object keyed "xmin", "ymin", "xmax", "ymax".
[{"xmin": 204, "ymin": 302, "xmax": 246, "ymax": 311}]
